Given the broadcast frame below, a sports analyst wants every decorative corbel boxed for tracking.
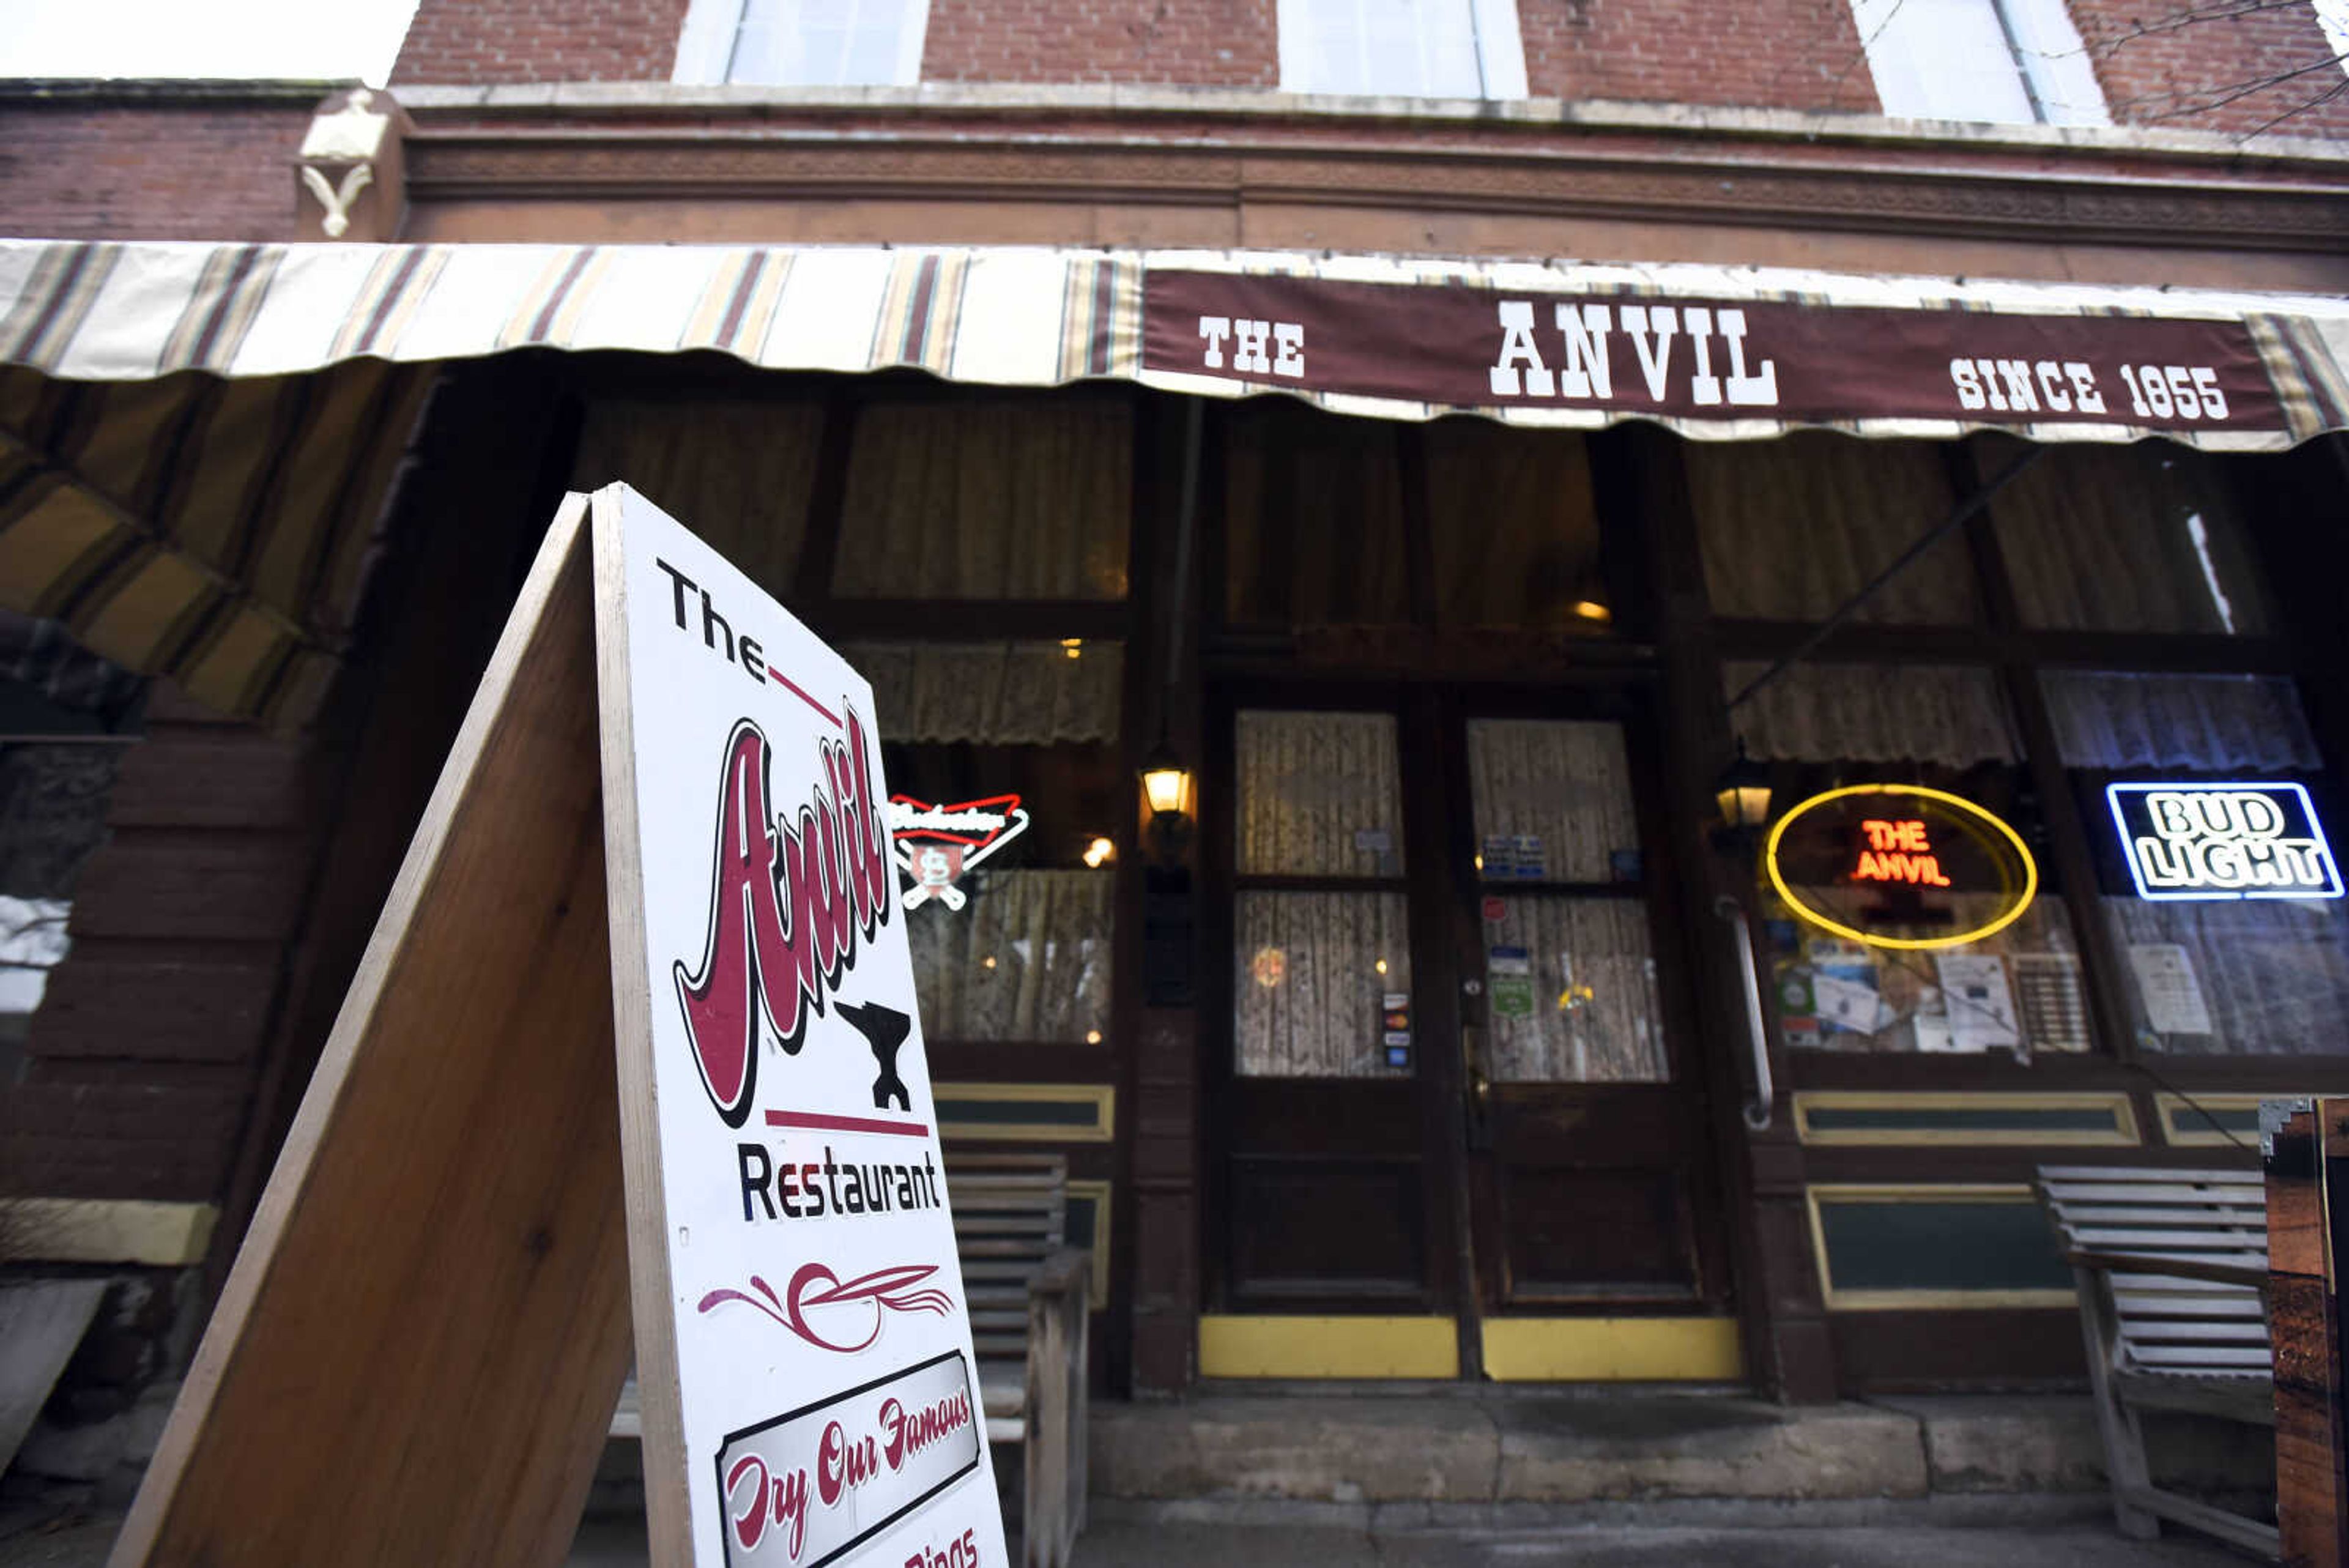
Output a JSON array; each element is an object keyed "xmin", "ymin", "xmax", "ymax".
[{"xmin": 294, "ymin": 87, "xmax": 409, "ymax": 242}]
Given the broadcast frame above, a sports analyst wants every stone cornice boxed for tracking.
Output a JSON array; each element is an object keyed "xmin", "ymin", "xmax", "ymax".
[
  {"xmin": 391, "ymin": 80, "xmax": 2349, "ymax": 171},
  {"xmin": 0, "ymin": 78, "xmax": 354, "ymax": 107},
  {"xmin": 399, "ymin": 112, "xmax": 2349, "ymax": 254}
]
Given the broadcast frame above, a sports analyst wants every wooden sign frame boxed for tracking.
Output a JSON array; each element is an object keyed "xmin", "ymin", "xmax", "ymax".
[{"xmin": 108, "ymin": 491, "xmax": 998, "ymax": 1567}]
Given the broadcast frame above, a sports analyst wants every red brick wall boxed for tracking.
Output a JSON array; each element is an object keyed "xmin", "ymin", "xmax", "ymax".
[
  {"xmin": 0, "ymin": 105, "xmax": 310, "ymax": 242},
  {"xmin": 392, "ymin": 0, "xmax": 691, "ymax": 84},
  {"xmin": 2076, "ymin": 0, "xmax": 2349, "ymax": 138},
  {"xmin": 920, "ymin": 0, "xmax": 1276, "ymax": 86},
  {"xmin": 1518, "ymin": 0, "xmax": 1880, "ymax": 112}
]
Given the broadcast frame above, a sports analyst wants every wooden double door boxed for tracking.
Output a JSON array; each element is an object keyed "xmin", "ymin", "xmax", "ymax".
[{"xmin": 1206, "ymin": 682, "xmax": 1734, "ymax": 1377}]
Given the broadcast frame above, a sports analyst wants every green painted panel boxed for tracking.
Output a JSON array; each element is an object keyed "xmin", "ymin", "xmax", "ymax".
[
  {"xmin": 1819, "ymin": 1200, "xmax": 2072, "ymax": 1294},
  {"xmin": 1807, "ymin": 1106, "xmax": 2117, "ymax": 1134},
  {"xmin": 936, "ymin": 1096, "xmax": 1102, "ymax": 1128}
]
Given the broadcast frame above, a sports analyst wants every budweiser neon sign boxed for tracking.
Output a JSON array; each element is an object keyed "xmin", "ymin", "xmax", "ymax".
[{"xmin": 888, "ymin": 794, "xmax": 1030, "ymax": 912}]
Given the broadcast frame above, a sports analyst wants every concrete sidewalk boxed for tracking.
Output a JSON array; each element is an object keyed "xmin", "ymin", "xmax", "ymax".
[{"xmin": 0, "ymin": 1503, "xmax": 2256, "ymax": 1567}]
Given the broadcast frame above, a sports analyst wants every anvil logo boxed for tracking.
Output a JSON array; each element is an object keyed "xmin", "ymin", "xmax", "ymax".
[
  {"xmin": 889, "ymin": 795, "xmax": 1030, "ymax": 912},
  {"xmin": 674, "ymin": 713, "xmax": 892, "ymax": 1128}
]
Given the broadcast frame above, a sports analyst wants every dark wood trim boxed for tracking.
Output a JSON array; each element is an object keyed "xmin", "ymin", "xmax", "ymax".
[{"xmin": 1943, "ymin": 442, "xmax": 2145, "ymax": 1069}]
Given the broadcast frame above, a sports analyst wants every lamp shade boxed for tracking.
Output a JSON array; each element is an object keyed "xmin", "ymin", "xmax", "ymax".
[{"xmin": 1715, "ymin": 741, "xmax": 1773, "ymax": 830}]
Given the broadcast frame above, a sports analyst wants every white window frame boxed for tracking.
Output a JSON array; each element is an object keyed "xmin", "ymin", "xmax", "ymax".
[
  {"xmin": 1851, "ymin": 0, "xmax": 2109, "ymax": 126},
  {"xmin": 1277, "ymin": 0, "xmax": 1530, "ymax": 100},
  {"xmin": 672, "ymin": 0, "xmax": 932, "ymax": 87}
]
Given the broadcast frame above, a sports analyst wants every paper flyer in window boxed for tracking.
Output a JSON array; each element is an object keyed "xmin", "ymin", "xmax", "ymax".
[
  {"xmin": 1932, "ymin": 953, "xmax": 2021, "ymax": 1053},
  {"xmin": 2128, "ymin": 942, "xmax": 2215, "ymax": 1037}
]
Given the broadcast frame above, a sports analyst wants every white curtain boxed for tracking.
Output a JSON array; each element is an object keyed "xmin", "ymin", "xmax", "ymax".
[
  {"xmin": 1234, "ymin": 891, "xmax": 1412, "ymax": 1078},
  {"xmin": 1466, "ymin": 719, "xmax": 1639, "ymax": 883},
  {"xmin": 2041, "ymin": 671, "xmax": 2320, "ymax": 771},
  {"xmin": 1236, "ymin": 710, "xmax": 1407, "ymax": 877},
  {"xmin": 907, "ymin": 869, "xmax": 1113, "ymax": 1042},
  {"xmin": 2106, "ymin": 897, "xmax": 2349, "ymax": 1057},
  {"xmin": 845, "ymin": 641, "xmax": 1122, "ymax": 745},
  {"xmin": 1483, "ymin": 896, "xmax": 1667, "ymax": 1083},
  {"xmin": 1727, "ymin": 662, "xmax": 2019, "ymax": 765}
]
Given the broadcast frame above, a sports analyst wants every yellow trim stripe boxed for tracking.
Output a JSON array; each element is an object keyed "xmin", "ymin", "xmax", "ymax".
[
  {"xmin": 1199, "ymin": 1315, "xmax": 1458, "ymax": 1379},
  {"xmin": 0, "ymin": 1198, "xmax": 218, "ymax": 1266},
  {"xmin": 1482, "ymin": 1318, "xmax": 1743, "ymax": 1381}
]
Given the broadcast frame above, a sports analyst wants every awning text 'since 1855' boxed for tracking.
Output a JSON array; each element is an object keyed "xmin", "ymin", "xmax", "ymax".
[
  {"xmin": 4, "ymin": 240, "xmax": 2349, "ymax": 450},
  {"xmin": 1142, "ymin": 269, "xmax": 2291, "ymax": 437}
]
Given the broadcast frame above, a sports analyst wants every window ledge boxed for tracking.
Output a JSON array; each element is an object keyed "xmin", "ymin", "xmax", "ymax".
[{"xmin": 385, "ymin": 80, "xmax": 2349, "ymax": 168}]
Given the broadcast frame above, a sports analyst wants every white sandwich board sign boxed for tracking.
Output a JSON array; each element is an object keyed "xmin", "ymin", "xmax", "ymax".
[
  {"xmin": 603, "ymin": 488, "xmax": 1008, "ymax": 1568},
  {"xmin": 106, "ymin": 486, "xmax": 1010, "ymax": 1568}
]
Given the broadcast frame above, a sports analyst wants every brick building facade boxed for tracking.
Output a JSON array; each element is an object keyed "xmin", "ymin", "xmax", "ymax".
[{"xmin": 6, "ymin": 0, "xmax": 2349, "ymax": 1530}]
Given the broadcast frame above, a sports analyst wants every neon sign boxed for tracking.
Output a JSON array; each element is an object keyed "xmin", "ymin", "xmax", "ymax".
[
  {"xmin": 1765, "ymin": 784, "xmax": 2037, "ymax": 951},
  {"xmin": 1851, "ymin": 819, "xmax": 1953, "ymax": 888},
  {"xmin": 2106, "ymin": 782, "xmax": 2342, "ymax": 902},
  {"xmin": 889, "ymin": 794, "xmax": 1030, "ymax": 912}
]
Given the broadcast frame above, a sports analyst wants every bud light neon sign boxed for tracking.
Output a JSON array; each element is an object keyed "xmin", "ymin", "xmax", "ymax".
[{"xmin": 2106, "ymin": 782, "xmax": 2342, "ymax": 902}]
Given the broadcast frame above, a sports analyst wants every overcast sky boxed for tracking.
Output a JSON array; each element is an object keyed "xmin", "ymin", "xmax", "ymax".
[
  {"xmin": 0, "ymin": 0, "xmax": 420, "ymax": 81},
  {"xmin": 0, "ymin": 0, "xmax": 2340, "ymax": 95}
]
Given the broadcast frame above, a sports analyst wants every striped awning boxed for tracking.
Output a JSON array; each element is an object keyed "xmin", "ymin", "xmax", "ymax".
[
  {"xmin": 4, "ymin": 238, "xmax": 2348, "ymax": 721},
  {"xmin": 7, "ymin": 239, "xmax": 2349, "ymax": 448}
]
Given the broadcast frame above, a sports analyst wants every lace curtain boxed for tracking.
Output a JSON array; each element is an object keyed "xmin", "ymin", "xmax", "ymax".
[
  {"xmin": 570, "ymin": 399, "xmax": 823, "ymax": 601},
  {"xmin": 1483, "ymin": 896, "xmax": 1666, "ymax": 1083},
  {"xmin": 1989, "ymin": 440, "xmax": 2271, "ymax": 636},
  {"xmin": 2041, "ymin": 671, "xmax": 2320, "ymax": 771},
  {"xmin": 1687, "ymin": 433, "xmax": 1976, "ymax": 625},
  {"xmin": 1466, "ymin": 719, "xmax": 1639, "ymax": 882},
  {"xmin": 1234, "ymin": 891, "xmax": 1412, "ymax": 1077},
  {"xmin": 907, "ymin": 869, "xmax": 1112, "ymax": 1042},
  {"xmin": 830, "ymin": 399, "xmax": 1129, "ymax": 600},
  {"xmin": 1726, "ymin": 662, "xmax": 2018, "ymax": 765},
  {"xmin": 2106, "ymin": 897, "xmax": 2349, "ymax": 1057},
  {"xmin": 844, "ymin": 641, "xmax": 1121, "ymax": 745},
  {"xmin": 1237, "ymin": 711, "xmax": 1407, "ymax": 877}
]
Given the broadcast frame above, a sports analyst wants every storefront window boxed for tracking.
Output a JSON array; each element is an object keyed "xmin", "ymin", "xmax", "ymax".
[
  {"xmin": 1735, "ymin": 662, "xmax": 2090, "ymax": 1057},
  {"xmin": 1688, "ymin": 433, "xmax": 1978, "ymax": 625},
  {"xmin": 852, "ymin": 639, "xmax": 1121, "ymax": 1047},
  {"xmin": 1990, "ymin": 440, "xmax": 2271, "ymax": 636},
  {"xmin": 1234, "ymin": 710, "xmax": 1409, "ymax": 1077},
  {"xmin": 2052, "ymin": 668, "xmax": 2349, "ymax": 1056},
  {"xmin": 831, "ymin": 399, "xmax": 1130, "ymax": 600}
]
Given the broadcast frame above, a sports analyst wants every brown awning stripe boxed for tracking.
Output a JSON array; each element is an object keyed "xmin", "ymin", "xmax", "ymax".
[{"xmin": 0, "ymin": 360, "xmax": 434, "ymax": 726}]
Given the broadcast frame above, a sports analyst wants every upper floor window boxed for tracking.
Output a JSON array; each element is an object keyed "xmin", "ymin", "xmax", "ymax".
[
  {"xmin": 1277, "ymin": 0, "xmax": 1529, "ymax": 98},
  {"xmin": 674, "ymin": 0, "xmax": 930, "ymax": 86},
  {"xmin": 1850, "ymin": 0, "xmax": 2110, "ymax": 125}
]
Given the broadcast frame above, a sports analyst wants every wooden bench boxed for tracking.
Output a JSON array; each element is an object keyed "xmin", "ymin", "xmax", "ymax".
[
  {"xmin": 612, "ymin": 1153, "xmax": 1091, "ymax": 1568},
  {"xmin": 2036, "ymin": 1163, "xmax": 2277, "ymax": 1559},
  {"xmin": 944, "ymin": 1151, "xmax": 1089, "ymax": 1568}
]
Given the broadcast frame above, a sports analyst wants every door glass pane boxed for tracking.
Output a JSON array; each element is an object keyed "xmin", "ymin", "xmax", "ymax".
[
  {"xmin": 1466, "ymin": 719, "xmax": 1639, "ymax": 883},
  {"xmin": 1237, "ymin": 710, "xmax": 1406, "ymax": 877},
  {"xmin": 1235, "ymin": 891, "xmax": 1412, "ymax": 1077},
  {"xmin": 1481, "ymin": 895, "xmax": 1667, "ymax": 1083}
]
